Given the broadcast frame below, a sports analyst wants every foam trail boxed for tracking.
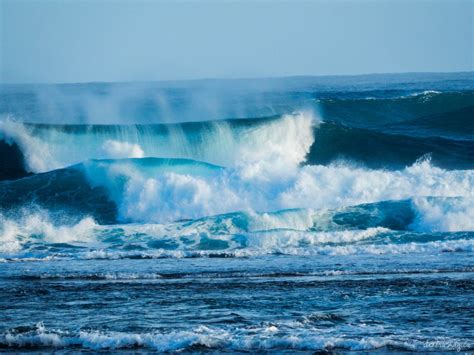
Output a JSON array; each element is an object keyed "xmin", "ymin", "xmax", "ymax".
[{"xmin": 280, "ymin": 158, "xmax": 473, "ymax": 210}]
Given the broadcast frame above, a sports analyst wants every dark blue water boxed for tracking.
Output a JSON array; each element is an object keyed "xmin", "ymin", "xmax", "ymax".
[
  {"xmin": 0, "ymin": 72, "xmax": 473, "ymax": 352},
  {"xmin": 2, "ymin": 254, "xmax": 473, "ymax": 352}
]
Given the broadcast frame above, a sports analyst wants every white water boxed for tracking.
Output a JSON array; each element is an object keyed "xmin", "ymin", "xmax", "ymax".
[
  {"xmin": 1, "ymin": 196, "xmax": 473, "ymax": 259},
  {"xmin": 2, "ymin": 322, "xmax": 471, "ymax": 352},
  {"xmin": 76, "ymin": 157, "xmax": 474, "ymax": 223}
]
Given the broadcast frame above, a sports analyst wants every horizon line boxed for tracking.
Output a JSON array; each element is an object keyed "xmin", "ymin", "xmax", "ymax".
[{"xmin": 1, "ymin": 70, "xmax": 473, "ymax": 86}]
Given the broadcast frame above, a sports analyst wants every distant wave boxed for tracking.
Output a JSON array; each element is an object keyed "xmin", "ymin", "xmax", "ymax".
[
  {"xmin": 310, "ymin": 120, "xmax": 473, "ymax": 169},
  {"xmin": 318, "ymin": 90, "xmax": 474, "ymax": 127},
  {"xmin": 381, "ymin": 105, "xmax": 474, "ymax": 139}
]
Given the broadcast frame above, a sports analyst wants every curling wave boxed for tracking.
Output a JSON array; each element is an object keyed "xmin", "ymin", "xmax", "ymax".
[{"xmin": 0, "ymin": 112, "xmax": 316, "ymax": 175}]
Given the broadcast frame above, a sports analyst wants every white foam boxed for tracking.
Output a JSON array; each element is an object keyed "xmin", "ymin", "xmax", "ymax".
[
  {"xmin": 0, "ymin": 212, "xmax": 98, "ymax": 253},
  {"xmin": 235, "ymin": 111, "xmax": 316, "ymax": 178},
  {"xmin": 407, "ymin": 90, "xmax": 441, "ymax": 98},
  {"xmin": 411, "ymin": 197, "xmax": 474, "ymax": 232},
  {"xmin": 85, "ymin": 157, "xmax": 474, "ymax": 224},
  {"xmin": 280, "ymin": 159, "xmax": 473, "ymax": 211},
  {"xmin": 68, "ymin": 237, "xmax": 474, "ymax": 260},
  {"xmin": 1, "ymin": 323, "xmax": 471, "ymax": 351},
  {"xmin": 4, "ymin": 207, "xmax": 472, "ymax": 260},
  {"xmin": 101, "ymin": 140, "xmax": 144, "ymax": 159},
  {"xmin": 243, "ymin": 228, "xmax": 390, "ymax": 251},
  {"xmin": 0, "ymin": 119, "xmax": 57, "ymax": 172}
]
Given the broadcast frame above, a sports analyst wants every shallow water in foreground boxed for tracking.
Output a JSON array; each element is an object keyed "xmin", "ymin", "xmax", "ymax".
[{"xmin": 1, "ymin": 253, "xmax": 473, "ymax": 353}]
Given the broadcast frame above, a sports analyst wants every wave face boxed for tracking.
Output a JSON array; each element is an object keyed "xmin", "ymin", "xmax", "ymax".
[{"xmin": 1, "ymin": 74, "xmax": 473, "ymax": 352}]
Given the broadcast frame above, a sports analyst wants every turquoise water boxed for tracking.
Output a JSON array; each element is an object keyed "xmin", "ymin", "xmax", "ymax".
[{"xmin": 0, "ymin": 73, "xmax": 473, "ymax": 352}]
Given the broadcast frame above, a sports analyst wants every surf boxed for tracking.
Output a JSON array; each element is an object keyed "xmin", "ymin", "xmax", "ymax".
[{"xmin": 2, "ymin": 197, "xmax": 473, "ymax": 261}]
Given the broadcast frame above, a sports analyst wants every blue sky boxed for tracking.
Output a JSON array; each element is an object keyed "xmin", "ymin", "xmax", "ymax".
[{"xmin": 1, "ymin": 0, "xmax": 472, "ymax": 83}]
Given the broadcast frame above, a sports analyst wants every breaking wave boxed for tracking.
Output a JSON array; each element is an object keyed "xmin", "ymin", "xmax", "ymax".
[
  {"xmin": 0, "ymin": 112, "xmax": 316, "ymax": 174},
  {"xmin": 1, "ymin": 197, "xmax": 473, "ymax": 261},
  {"xmin": 0, "ymin": 156, "xmax": 472, "ymax": 224},
  {"xmin": 1, "ymin": 322, "xmax": 472, "ymax": 352},
  {"xmin": 1, "ymin": 94, "xmax": 473, "ymax": 180}
]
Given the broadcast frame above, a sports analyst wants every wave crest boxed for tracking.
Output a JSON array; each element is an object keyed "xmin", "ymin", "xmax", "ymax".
[{"xmin": 0, "ymin": 112, "xmax": 317, "ymax": 174}]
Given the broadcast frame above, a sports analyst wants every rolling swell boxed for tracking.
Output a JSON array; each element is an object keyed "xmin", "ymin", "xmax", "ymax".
[
  {"xmin": 311, "ymin": 91, "xmax": 474, "ymax": 168},
  {"xmin": 382, "ymin": 105, "xmax": 474, "ymax": 139},
  {"xmin": 310, "ymin": 121, "xmax": 474, "ymax": 169},
  {"xmin": 0, "ymin": 166, "xmax": 117, "ymax": 224},
  {"xmin": 318, "ymin": 90, "xmax": 474, "ymax": 127},
  {"xmin": 0, "ymin": 122, "xmax": 471, "ymax": 175}
]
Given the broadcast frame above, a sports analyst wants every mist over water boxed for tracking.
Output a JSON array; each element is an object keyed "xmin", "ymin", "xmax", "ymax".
[{"xmin": 1, "ymin": 73, "xmax": 474, "ymax": 352}]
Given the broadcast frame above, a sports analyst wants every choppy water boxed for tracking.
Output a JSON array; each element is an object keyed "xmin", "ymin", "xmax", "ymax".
[{"xmin": 0, "ymin": 72, "xmax": 473, "ymax": 352}]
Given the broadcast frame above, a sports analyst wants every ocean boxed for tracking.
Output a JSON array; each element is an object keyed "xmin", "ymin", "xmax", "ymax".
[{"xmin": 0, "ymin": 72, "xmax": 473, "ymax": 352}]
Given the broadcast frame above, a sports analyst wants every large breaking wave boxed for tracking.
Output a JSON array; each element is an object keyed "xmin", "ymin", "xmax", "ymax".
[
  {"xmin": 0, "ymin": 113, "xmax": 315, "ymax": 174},
  {"xmin": 1, "ymin": 105, "xmax": 473, "ymax": 176},
  {"xmin": 0, "ymin": 89, "xmax": 473, "ymax": 260}
]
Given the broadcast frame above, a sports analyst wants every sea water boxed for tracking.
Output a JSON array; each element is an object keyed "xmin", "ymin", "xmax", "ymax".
[{"xmin": 0, "ymin": 73, "xmax": 473, "ymax": 352}]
